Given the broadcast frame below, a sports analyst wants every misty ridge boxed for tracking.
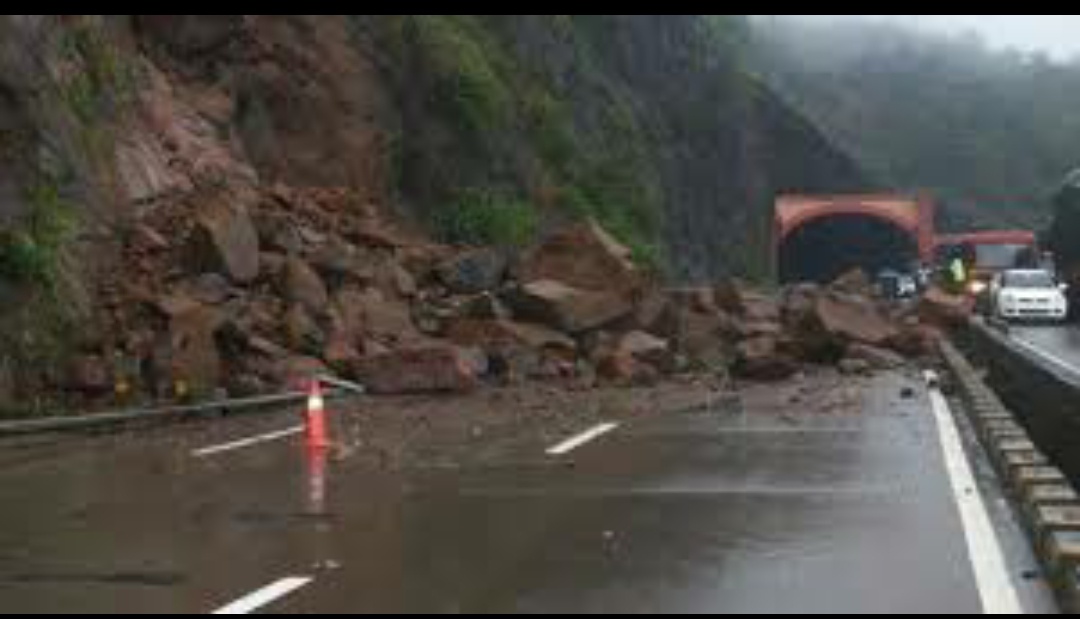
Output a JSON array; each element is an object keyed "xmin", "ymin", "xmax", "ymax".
[{"xmin": 748, "ymin": 15, "xmax": 1080, "ymax": 231}]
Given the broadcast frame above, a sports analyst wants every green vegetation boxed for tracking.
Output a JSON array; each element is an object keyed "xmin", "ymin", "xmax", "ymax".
[
  {"xmin": 435, "ymin": 189, "xmax": 539, "ymax": 248},
  {"xmin": 376, "ymin": 15, "xmax": 666, "ymax": 269},
  {"xmin": 409, "ymin": 16, "xmax": 513, "ymax": 137},
  {"xmin": 0, "ymin": 176, "xmax": 77, "ymax": 288}
]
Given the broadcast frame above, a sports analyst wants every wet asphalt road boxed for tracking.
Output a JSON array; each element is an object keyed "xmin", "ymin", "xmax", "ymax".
[
  {"xmin": 0, "ymin": 373, "xmax": 1053, "ymax": 613},
  {"xmin": 1008, "ymin": 323, "xmax": 1080, "ymax": 379}
]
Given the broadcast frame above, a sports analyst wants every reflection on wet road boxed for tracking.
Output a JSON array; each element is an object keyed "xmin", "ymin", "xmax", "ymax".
[
  {"xmin": 0, "ymin": 373, "xmax": 1054, "ymax": 613},
  {"xmin": 1009, "ymin": 324, "xmax": 1080, "ymax": 379}
]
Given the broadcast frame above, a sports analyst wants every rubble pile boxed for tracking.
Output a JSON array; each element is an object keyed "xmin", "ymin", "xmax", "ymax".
[{"xmin": 73, "ymin": 196, "xmax": 958, "ymax": 402}]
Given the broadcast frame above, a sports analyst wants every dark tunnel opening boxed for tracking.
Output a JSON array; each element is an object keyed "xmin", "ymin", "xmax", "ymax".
[{"xmin": 779, "ymin": 215, "xmax": 918, "ymax": 284}]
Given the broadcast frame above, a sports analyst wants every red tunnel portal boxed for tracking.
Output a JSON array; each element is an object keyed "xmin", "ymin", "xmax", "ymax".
[{"xmin": 775, "ymin": 195, "xmax": 936, "ymax": 283}]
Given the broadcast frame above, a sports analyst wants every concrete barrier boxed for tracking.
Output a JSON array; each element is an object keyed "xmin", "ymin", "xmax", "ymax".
[
  {"xmin": 954, "ymin": 321, "xmax": 1080, "ymax": 485},
  {"xmin": 940, "ymin": 337, "xmax": 1080, "ymax": 611}
]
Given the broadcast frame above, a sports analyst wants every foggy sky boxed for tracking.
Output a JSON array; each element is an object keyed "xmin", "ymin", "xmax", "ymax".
[{"xmin": 790, "ymin": 15, "xmax": 1080, "ymax": 61}]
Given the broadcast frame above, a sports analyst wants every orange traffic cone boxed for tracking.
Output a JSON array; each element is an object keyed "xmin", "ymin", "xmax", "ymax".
[{"xmin": 305, "ymin": 379, "xmax": 329, "ymax": 450}]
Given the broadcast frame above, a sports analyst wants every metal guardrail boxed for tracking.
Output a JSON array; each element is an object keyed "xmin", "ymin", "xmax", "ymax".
[{"xmin": 0, "ymin": 375, "xmax": 366, "ymax": 439}]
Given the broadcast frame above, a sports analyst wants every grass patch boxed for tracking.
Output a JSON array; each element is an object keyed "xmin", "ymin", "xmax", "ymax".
[
  {"xmin": 435, "ymin": 189, "xmax": 539, "ymax": 248},
  {"xmin": 410, "ymin": 16, "xmax": 513, "ymax": 137},
  {"xmin": 0, "ymin": 177, "xmax": 77, "ymax": 288}
]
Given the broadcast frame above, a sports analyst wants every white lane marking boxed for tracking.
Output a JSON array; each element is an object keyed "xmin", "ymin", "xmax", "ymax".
[
  {"xmin": 924, "ymin": 372, "xmax": 1022, "ymax": 615},
  {"xmin": 1011, "ymin": 336, "xmax": 1080, "ymax": 377},
  {"xmin": 212, "ymin": 576, "xmax": 313, "ymax": 614},
  {"xmin": 192, "ymin": 426, "xmax": 304, "ymax": 459},
  {"xmin": 546, "ymin": 423, "xmax": 620, "ymax": 456}
]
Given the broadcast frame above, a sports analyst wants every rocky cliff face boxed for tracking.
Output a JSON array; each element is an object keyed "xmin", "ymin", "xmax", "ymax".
[{"xmin": 0, "ymin": 15, "xmax": 867, "ymax": 409}]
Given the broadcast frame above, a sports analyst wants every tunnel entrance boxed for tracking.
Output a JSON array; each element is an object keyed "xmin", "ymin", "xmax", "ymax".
[{"xmin": 779, "ymin": 214, "xmax": 918, "ymax": 284}]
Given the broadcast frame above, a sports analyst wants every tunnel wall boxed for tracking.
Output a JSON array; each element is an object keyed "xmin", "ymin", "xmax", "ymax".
[{"xmin": 955, "ymin": 322, "xmax": 1080, "ymax": 485}]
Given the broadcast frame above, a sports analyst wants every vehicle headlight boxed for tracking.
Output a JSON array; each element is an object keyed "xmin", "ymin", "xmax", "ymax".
[{"xmin": 969, "ymin": 281, "xmax": 988, "ymax": 295}]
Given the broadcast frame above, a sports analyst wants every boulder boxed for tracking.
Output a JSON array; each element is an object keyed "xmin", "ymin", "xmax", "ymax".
[
  {"xmin": 357, "ymin": 288, "xmax": 421, "ymax": 344},
  {"xmin": 445, "ymin": 318, "xmax": 576, "ymax": 354},
  {"xmin": 634, "ymin": 289, "xmax": 673, "ymax": 334},
  {"xmin": 596, "ymin": 352, "xmax": 660, "ymax": 386},
  {"xmin": 283, "ymin": 304, "xmax": 324, "ymax": 355},
  {"xmin": 183, "ymin": 273, "xmax": 233, "ymax": 305},
  {"xmin": 505, "ymin": 280, "xmax": 634, "ymax": 334},
  {"xmin": 281, "ymin": 256, "xmax": 329, "ymax": 315},
  {"xmin": 918, "ymin": 288, "xmax": 973, "ymax": 328},
  {"xmin": 734, "ymin": 336, "xmax": 799, "ymax": 382},
  {"xmin": 0, "ymin": 358, "xmax": 14, "ymax": 410},
  {"xmin": 615, "ymin": 330, "xmax": 671, "ymax": 367},
  {"xmin": 888, "ymin": 324, "xmax": 944, "ymax": 358},
  {"xmin": 671, "ymin": 309, "xmax": 736, "ymax": 370},
  {"xmin": 445, "ymin": 318, "xmax": 576, "ymax": 382},
  {"xmin": 839, "ymin": 357, "xmax": 873, "ymax": 376},
  {"xmin": 846, "ymin": 343, "xmax": 906, "ymax": 370},
  {"xmin": 713, "ymin": 279, "xmax": 746, "ymax": 314},
  {"xmin": 253, "ymin": 211, "xmax": 302, "ymax": 255},
  {"xmin": 742, "ymin": 292, "xmax": 782, "ymax": 322},
  {"xmin": 461, "ymin": 292, "xmax": 511, "ymax": 320},
  {"xmin": 437, "ymin": 248, "xmax": 508, "ymax": 294},
  {"xmin": 813, "ymin": 293, "xmax": 899, "ymax": 347},
  {"xmin": 168, "ymin": 304, "xmax": 224, "ymax": 396},
  {"xmin": 670, "ymin": 287, "xmax": 718, "ymax": 315},
  {"xmin": 129, "ymin": 223, "xmax": 169, "ymax": 252},
  {"xmin": 67, "ymin": 355, "xmax": 112, "ymax": 395},
  {"xmin": 272, "ymin": 355, "xmax": 329, "ymax": 389},
  {"xmin": 351, "ymin": 346, "xmax": 478, "ymax": 395},
  {"xmin": 516, "ymin": 221, "xmax": 643, "ymax": 296},
  {"xmin": 831, "ymin": 269, "xmax": 874, "ymax": 295},
  {"xmin": 189, "ymin": 200, "xmax": 260, "ymax": 283}
]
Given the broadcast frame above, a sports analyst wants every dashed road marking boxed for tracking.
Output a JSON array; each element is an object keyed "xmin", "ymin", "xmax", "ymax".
[
  {"xmin": 212, "ymin": 576, "xmax": 313, "ymax": 614},
  {"xmin": 192, "ymin": 426, "xmax": 304, "ymax": 459},
  {"xmin": 546, "ymin": 423, "xmax": 619, "ymax": 456}
]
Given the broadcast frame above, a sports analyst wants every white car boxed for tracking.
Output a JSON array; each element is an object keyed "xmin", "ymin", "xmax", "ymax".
[{"xmin": 990, "ymin": 269, "xmax": 1069, "ymax": 322}]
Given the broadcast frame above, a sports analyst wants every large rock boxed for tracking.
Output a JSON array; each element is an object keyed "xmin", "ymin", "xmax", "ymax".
[
  {"xmin": 352, "ymin": 346, "xmax": 478, "ymax": 395},
  {"xmin": 437, "ymin": 248, "xmax": 508, "ymax": 294},
  {"xmin": 283, "ymin": 304, "xmax": 324, "ymax": 355},
  {"xmin": 281, "ymin": 257, "xmax": 329, "ymax": 314},
  {"xmin": 446, "ymin": 318, "xmax": 576, "ymax": 354},
  {"xmin": 594, "ymin": 330, "xmax": 671, "ymax": 385},
  {"xmin": 830, "ymin": 269, "xmax": 874, "ymax": 295},
  {"xmin": 846, "ymin": 343, "xmax": 905, "ymax": 370},
  {"xmin": 189, "ymin": 200, "xmax": 260, "ymax": 283},
  {"xmin": 356, "ymin": 288, "xmax": 421, "ymax": 344},
  {"xmin": 918, "ymin": 288, "xmax": 973, "ymax": 328},
  {"xmin": 741, "ymin": 292, "xmax": 781, "ymax": 322},
  {"xmin": 0, "ymin": 358, "xmax": 14, "ymax": 410},
  {"xmin": 670, "ymin": 308, "xmax": 736, "ymax": 370},
  {"xmin": 888, "ymin": 323, "xmax": 945, "ymax": 358},
  {"xmin": 505, "ymin": 280, "xmax": 634, "ymax": 334},
  {"xmin": 271, "ymin": 355, "xmax": 329, "ymax": 389},
  {"xmin": 168, "ymin": 304, "xmax": 224, "ymax": 396},
  {"xmin": 713, "ymin": 279, "xmax": 746, "ymax": 314},
  {"xmin": 446, "ymin": 318, "xmax": 576, "ymax": 381},
  {"xmin": 670, "ymin": 287, "xmax": 719, "ymax": 315},
  {"xmin": 813, "ymin": 293, "xmax": 899, "ymax": 347},
  {"xmin": 734, "ymin": 336, "xmax": 799, "ymax": 382},
  {"xmin": 517, "ymin": 221, "xmax": 643, "ymax": 296},
  {"xmin": 67, "ymin": 355, "xmax": 112, "ymax": 395},
  {"xmin": 615, "ymin": 330, "xmax": 671, "ymax": 367}
]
